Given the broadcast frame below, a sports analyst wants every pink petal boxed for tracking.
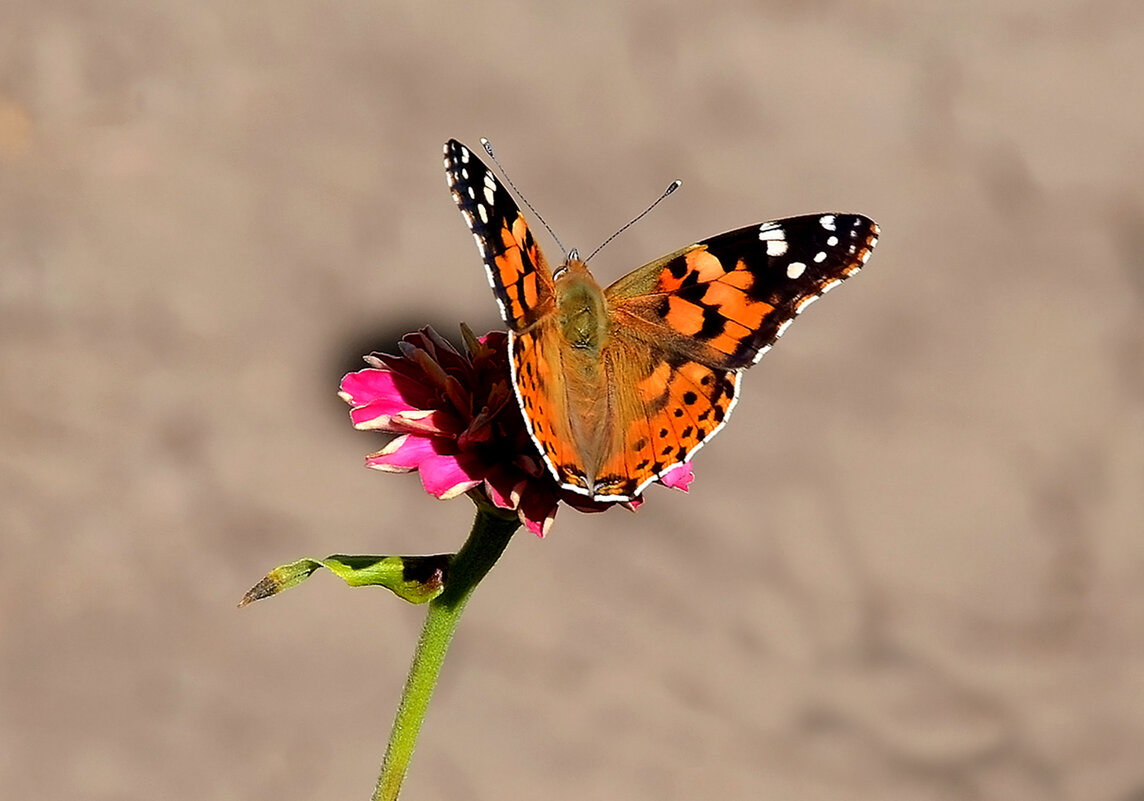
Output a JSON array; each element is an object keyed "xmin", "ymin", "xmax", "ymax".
[
  {"xmin": 387, "ymin": 409, "xmax": 463, "ymax": 436},
  {"xmin": 340, "ymin": 369, "xmax": 435, "ymax": 420},
  {"xmin": 418, "ymin": 451, "xmax": 485, "ymax": 499},
  {"xmin": 349, "ymin": 404, "xmax": 400, "ymax": 430},
  {"xmin": 515, "ymin": 452, "xmax": 544, "ymax": 478},
  {"xmin": 339, "ymin": 369, "xmax": 407, "ymax": 405},
  {"xmin": 373, "ymin": 353, "xmax": 429, "ymax": 385},
  {"xmin": 659, "ymin": 463, "xmax": 694, "ymax": 492},
  {"xmin": 365, "ymin": 434, "xmax": 444, "ymax": 472},
  {"xmin": 517, "ymin": 484, "xmax": 558, "ymax": 538},
  {"xmin": 482, "ymin": 467, "xmax": 522, "ymax": 511},
  {"xmin": 478, "ymin": 330, "xmax": 509, "ymax": 350}
]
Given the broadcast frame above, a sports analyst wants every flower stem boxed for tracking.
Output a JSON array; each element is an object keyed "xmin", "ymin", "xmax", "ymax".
[{"xmin": 373, "ymin": 508, "xmax": 519, "ymax": 801}]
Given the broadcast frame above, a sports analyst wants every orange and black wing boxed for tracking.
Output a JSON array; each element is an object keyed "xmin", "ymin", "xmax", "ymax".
[
  {"xmin": 445, "ymin": 140, "xmax": 587, "ymax": 491},
  {"xmin": 606, "ymin": 213, "xmax": 878, "ymax": 368},
  {"xmin": 592, "ymin": 336, "xmax": 741, "ymax": 500},
  {"xmin": 443, "ymin": 139, "xmax": 556, "ymax": 332},
  {"xmin": 590, "ymin": 213, "xmax": 879, "ymax": 498}
]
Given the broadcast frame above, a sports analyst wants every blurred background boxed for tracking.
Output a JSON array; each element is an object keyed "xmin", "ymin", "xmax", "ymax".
[{"xmin": 3, "ymin": 1, "xmax": 1143, "ymax": 799}]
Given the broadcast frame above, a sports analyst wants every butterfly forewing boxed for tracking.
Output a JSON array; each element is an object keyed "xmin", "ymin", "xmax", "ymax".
[
  {"xmin": 443, "ymin": 140, "xmax": 555, "ymax": 332},
  {"xmin": 606, "ymin": 213, "xmax": 879, "ymax": 369},
  {"xmin": 510, "ymin": 323, "xmax": 594, "ymax": 492}
]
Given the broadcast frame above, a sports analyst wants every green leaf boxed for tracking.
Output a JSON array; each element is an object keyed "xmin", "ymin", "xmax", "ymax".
[{"xmin": 239, "ymin": 554, "xmax": 452, "ymax": 607}]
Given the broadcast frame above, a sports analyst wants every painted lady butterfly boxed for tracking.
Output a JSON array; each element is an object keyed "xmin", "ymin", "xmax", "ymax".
[{"xmin": 444, "ymin": 139, "xmax": 879, "ymax": 502}]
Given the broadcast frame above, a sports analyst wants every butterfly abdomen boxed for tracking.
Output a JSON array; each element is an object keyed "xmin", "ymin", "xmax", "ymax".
[{"xmin": 549, "ymin": 263, "xmax": 625, "ymax": 490}]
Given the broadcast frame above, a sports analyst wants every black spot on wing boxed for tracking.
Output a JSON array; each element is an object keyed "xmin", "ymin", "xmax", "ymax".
[
  {"xmin": 678, "ymin": 281, "xmax": 707, "ymax": 304},
  {"xmin": 698, "ymin": 305, "xmax": 726, "ymax": 340}
]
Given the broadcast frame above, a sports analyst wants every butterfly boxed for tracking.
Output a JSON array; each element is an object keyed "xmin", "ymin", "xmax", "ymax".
[{"xmin": 444, "ymin": 139, "xmax": 879, "ymax": 502}]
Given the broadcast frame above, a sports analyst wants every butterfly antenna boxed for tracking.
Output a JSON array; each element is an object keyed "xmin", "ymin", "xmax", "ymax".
[
  {"xmin": 480, "ymin": 138, "xmax": 568, "ymax": 259},
  {"xmin": 584, "ymin": 179, "xmax": 682, "ymax": 264}
]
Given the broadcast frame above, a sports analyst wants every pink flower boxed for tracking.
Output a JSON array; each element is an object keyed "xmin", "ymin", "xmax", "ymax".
[{"xmin": 339, "ymin": 326, "xmax": 694, "ymax": 536}]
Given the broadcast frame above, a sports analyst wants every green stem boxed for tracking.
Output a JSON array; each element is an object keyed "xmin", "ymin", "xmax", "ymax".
[{"xmin": 373, "ymin": 508, "xmax": 519, "ymax": 801}]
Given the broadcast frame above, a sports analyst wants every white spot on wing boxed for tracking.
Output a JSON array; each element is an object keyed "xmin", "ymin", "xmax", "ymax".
[
  {"xmin": 786, "ymin": 261, "xmax": 806, "ymax": 279},
  {"xmin": 758, "ymin": 223, "xmax": 785, "ymax": 240},
  {"xmin": 814, "ymin": 251, "xmax": 827, "ymax": 263},
  {"xmin": 766, "ymin": 239, "xmax": 789, "ymax": 257},
  {"xmin": 820, "ymin": 214, "xmax": 837, "ymax": 231},
  {"xmin": 484, "ymin": 186, "xmax": 495, "ymax": 205},
  {"xmin": 478, "ymin": 204, "xmax": 489, "ymax": 224},
  {"xmin": 827, "ymin": 235, "xmax": 838, "ymax": 246}
]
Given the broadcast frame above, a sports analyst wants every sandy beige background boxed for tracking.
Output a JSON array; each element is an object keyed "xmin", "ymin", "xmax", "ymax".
[{"xmin": 3, "ymin": 1, "xmax": 1144, "ymax": 799}]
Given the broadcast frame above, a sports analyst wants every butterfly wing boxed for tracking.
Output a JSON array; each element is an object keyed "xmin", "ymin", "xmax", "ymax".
[
  {"xmin": 590, "ymin": 213, "xmax": 879, "ymax": 497},
  {"xmin": 606, "ymin": 213, "xmax": 878, "ymax": 368},
  {"xmin": 443, "ymin": 140, "xmax": 556, "ymax": 331},
  {"xmin": 444, "ymin": 140, "xmax": 589, "ymax": 489},
  {"xmin": 590, "ymin": 333, "xmax": 740, "ymax": 500}
]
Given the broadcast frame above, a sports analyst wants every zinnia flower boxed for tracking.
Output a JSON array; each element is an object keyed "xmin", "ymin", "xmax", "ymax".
[{"xmin": 339, "ymin": 326, "xmax": 693, "ymax": 536}]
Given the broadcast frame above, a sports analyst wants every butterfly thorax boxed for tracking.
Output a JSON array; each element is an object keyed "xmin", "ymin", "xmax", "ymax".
[{"xmin": 554, "ymin": 260, "xmax": 608, "ymax": 353}]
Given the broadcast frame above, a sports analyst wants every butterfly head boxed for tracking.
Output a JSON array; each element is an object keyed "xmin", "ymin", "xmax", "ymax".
[{"xmin": 551, "ymin": 248, "xmax": 579, "ymax": 280}]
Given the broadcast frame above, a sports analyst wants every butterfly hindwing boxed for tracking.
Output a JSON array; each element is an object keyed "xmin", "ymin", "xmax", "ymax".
[
  {"xmin": 606, "ymin": 213, "xmax": 879, "ymax": 369},
  {"xmin": 443, "ymin": 140, "xmax": 555, "ymax": 332},
  {"xmin": 592, "ymin": 337, "xmax": 740, "ymax": 499},
  {"xmin": 510, "ymin": 321, "xmax": 593, "ymax": 492}
]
